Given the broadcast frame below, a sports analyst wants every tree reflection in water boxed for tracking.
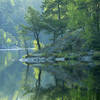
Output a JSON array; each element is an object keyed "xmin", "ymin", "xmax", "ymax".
[{"xmin": 21, "ymin": 61, "xmax": 100, "ymax": 100}]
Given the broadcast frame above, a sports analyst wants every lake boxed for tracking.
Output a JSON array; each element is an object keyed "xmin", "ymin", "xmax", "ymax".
[{"xmin": 0, "ymin": 50, "xmax": 100, "ymax": 100}]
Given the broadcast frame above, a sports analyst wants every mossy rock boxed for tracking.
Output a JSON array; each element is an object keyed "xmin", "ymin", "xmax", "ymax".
[
  {"xmin": 93, "ymin": 51, "xmax": 100, "ymax": 60},
  {"xmin": 52, "ymin": 52, "xmax": 80, "ymax": 60},
  {"xmin": 22, "ymin": 55, "xmax": 28, "ymax": 58},
  {"xmin": 52, "ymin": 52, "xmax": 69, "ymax": 58},
  {"xmin": 41, "ymin": 52, "xmax": 48, "ymax": 57},
  {"xmin": 22, "ymin": 53, "xmax": 34, "ymax": 58},
  {"xmin": 94, "ymin": 60, "xmax": 100, "ymax": 66},
  {"xmin": 69, "ymin": 53, "xmax": 80, "ymax": 60},
  {"xmin": 79, "ymin": 52, "xmax": 88, "ymax": 56}
]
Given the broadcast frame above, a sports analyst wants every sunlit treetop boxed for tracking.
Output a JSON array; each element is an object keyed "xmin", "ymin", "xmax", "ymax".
[{"xmin": 10, "ymin": 0, "xmax": 15, "ymax": 6}]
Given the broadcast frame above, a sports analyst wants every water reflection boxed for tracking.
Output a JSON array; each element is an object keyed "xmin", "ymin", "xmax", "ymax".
[
  {"xmin": 0, "ymin": 50, "xmax": 28, "ymax": 100},
  {"xmin": 20, "ymin": 59, "xmax": 100, "ymax": 100},
  {"xmin": 0, "ymin": 50, "xmax": 100, "ymax": 100}
]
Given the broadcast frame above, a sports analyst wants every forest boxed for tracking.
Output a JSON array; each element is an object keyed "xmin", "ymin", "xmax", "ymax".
[
  {"xmin": 0, "ymin": 0, "xmax": 99, "ymax": 50},
  {"xmin": 0, "ymin": 0, "xmax": 100, "ymax": 100}
]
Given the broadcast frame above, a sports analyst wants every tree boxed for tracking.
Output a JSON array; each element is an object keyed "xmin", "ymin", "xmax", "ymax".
[
  {"xmin": 89, "ymin": 0, "xmax": 100, "ymax": 50},
  {"xmin": 16, "ymin": 24, "xmax": 32, "ymax": 55},
  {"xmin": 62, "ymin": 0, "xmax": 100, "ymax": 50},
  {"xmin": 42, "ymin": 0, "xmax": 67, "ymax": 43},
  {"xmin": 24, "ymin": 7, "xmax": 43, "ymax": 50},
  {"xmin": 0, "ymin": 29, "xmax": 17, "ymax": 48}
]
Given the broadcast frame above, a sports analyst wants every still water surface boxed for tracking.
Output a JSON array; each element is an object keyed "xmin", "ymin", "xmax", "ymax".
[
  {"xmin": 0, "ymin": 50, "xmax": 27, "ymax": 100},
  {"xmin": 0, "ymin": 50, "xmax": 100, "ymax": 100}
]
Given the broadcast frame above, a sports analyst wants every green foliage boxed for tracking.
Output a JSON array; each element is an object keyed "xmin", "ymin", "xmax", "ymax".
[
  {"xmin": 42, "ymin": 0, "xmax": 100, "ymax": 49},
  {"xmin": 93, "ymin": 51, "xmax": 100, "ymax": 60},
  {"xmin": 0, "ymin": 29, "xmax": 17, "ymax": 48},
  {"xmin": 42, "ymin": 0, "xmax": 67, "ymax": 42},
  {"xmin": 10, "ymin": 0, "xmax": 15, "ymax": 6},
  {"xmin": 20, "ymin": 6, "xmax": 45, "ymax": 50}
]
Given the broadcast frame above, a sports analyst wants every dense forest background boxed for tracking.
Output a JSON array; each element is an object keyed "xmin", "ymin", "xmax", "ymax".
[
  {"xmin": 0, "ymin": 0, "xmax": 44, "ymax": 49},
  {"xmin": 0, "ymin": 0, "xmax": 99, "ymax": 50}
]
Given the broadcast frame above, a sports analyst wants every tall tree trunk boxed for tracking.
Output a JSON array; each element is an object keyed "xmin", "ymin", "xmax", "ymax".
[
  {"xmin": 38, "ymin": 69, "xmax": 42, "ymax": 87},
  {"xmin": 53, "ymin": 32, "xmax": 56, "ymax": 44},
  {"xmin": 92, "ymin": 0, "xmax": 100, "ymax": 49},
  {"xmin": 57, "ymin": 0, "xmax": 61, "ymax": 20},
  {"xmin": 34, "ymin": 32, "xmax": 41, "ymax": 50},
  {"xmin": 57, "ymin": 0, "xmax": 63, "ymax": 37},
  {"xmin": 95, "ymin": 0, "xmax": 99, "ymax": 33},
  {"xmin": 55, "ymin": 76, "xmax": 58, "ymax": 86},
  {"xmin": 23, "ymin": 35, "xmax": 29, "ymax": 55},
  {"xmin": 24, "ymin": 40, "xmax": 29, "ymax": 55},
  {"xmin": 25, "ymin": 64, "xmax": 30, "ymax": 85},
  {"xmin": 37, "ymin": 37, "xmax": 41, "ymax": 50},
  {"xmin": 96, "ymin": 89, "xmax": 100, "ymax": 100},
  {"xmin": 62, "ymin": 81, "xmax": 64, "ymax": 100}
]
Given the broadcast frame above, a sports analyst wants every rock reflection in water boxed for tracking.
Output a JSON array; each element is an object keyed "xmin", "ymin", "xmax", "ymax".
[{"xmin": 17, "ymin": 59, "xmax": 100, "ymax": 100}]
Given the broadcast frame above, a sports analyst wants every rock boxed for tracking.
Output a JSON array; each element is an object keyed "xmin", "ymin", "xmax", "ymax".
[
  {"xmin": 19, "ymin": 56, "xmax": 66, "ymax": 64},
  {"xmin": 80, "ymin": 56, "xmax": 92, "ymax": 62},
  {"xmin": 88, "ymin": 50, "xmax": 94, "ymax": 55},
  {"xmin": 55, "ymin": 58, "xmax": 65, "ymax": 62},
  {"xmin": 19, "ymin": 57, "xmax": 46, "ymax": 63}
]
